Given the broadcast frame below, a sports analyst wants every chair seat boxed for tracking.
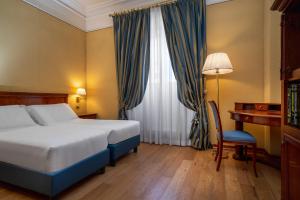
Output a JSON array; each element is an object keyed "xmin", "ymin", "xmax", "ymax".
[{"xmin": 223, "ymin": 130, "xmax": 256, "ymax": 143}]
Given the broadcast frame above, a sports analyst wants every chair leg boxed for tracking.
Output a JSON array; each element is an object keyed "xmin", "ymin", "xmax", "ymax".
[
  {"xmin": 252, "ymin": 143, "xmax": 258, "ymax": 177},
  {"xmin": 215, "ymin": 141, "xmax": 219, "ymax": 161},
  {"xmin": 216, "ymin": 142, "xmax": 223, "ymax": 171},
  {"xmin": 245, "ymin": 145, "xmax": 248, "ymax": 164}
]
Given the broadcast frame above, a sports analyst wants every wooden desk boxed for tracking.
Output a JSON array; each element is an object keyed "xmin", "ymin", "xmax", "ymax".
[{"xmin": 228, "ymin": 103, "xmax": 281, "ymax": 165}]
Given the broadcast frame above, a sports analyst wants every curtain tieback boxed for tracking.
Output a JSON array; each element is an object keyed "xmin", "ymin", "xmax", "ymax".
[
  {"xmin": 192, "ymin": 111, "xmax": 201, "ymax": 125},
  {"xmin": 119, "ymin": 107, "xmax": 128, "ymax": 120}
]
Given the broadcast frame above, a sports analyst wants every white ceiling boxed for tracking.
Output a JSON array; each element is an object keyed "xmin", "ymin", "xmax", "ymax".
[
  {"xmin": 23, "ymin": 0, "xmax": 230, "ymax": 32},
  {"xmin": 76, "ymin": 0, "xmax": 107, "ymax": 6}
]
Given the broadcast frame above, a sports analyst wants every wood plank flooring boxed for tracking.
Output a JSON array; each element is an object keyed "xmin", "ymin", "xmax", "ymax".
[{"xmin": 0, "ymin": 143, "xmax": 281, "ymax": 200}]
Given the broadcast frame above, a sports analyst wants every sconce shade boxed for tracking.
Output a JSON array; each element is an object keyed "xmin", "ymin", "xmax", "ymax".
[
  {"xmin": 202, "ymin": 53, "xmax": 233, "ymax": 75},
  {"xmin": 76, "ymin": 88, "xmax": 86, "ymax": 96}
]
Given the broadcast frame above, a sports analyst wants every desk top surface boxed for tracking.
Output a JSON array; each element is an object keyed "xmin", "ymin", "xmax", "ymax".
[
  {"xmin": 229, "ymin": 102, "xmax": 281, "ymax": 119},
  {"xmin": 228, "ymin": 110, "xmax": 281, "ymax": 119}
]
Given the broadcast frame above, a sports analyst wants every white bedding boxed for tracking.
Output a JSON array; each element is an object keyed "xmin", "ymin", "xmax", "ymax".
[
  {"xmin": 61, "ymin": 119, "xmax": 140, "ymax": 144},
  {"xmin": 0, "ymin": 105, "xmax": 36, "ymax": 131},
  {"xmin": 26, "ymin": 104, "xmax": 140, "ymax": 144},
  {"xmin": 0, "ymin": 124, "xmax": 109, "ymax": 173},
  {"xmin": 27, "ymin": 103, "xmax": 78, "ymax": 125}
]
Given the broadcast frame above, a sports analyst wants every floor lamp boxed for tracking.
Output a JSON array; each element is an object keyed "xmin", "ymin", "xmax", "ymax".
[{"xmin": 202, "ymin": 53, "xmax": 233, "ymax": 109}]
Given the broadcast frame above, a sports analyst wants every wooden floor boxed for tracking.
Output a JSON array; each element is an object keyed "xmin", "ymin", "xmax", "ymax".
[{"xmin": 0, "ymin": 143, "xmax": 281, "ymax": 200}]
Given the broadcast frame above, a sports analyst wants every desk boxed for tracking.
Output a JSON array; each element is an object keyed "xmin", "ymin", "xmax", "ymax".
[{"xmin": 228, "ymin": 103, "xmax": 281, "ymax": 163}]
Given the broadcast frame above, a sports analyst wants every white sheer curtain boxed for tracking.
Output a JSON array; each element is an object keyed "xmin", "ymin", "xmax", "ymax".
[{"xmin": 127, "ymin": 8, "xmax": 195, "ymax": 146}]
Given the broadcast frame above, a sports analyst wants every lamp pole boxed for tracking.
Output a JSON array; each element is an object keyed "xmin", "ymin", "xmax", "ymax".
[{"xmin": 216, "ymin": 70, "xmax": 220, "ymax": 109}]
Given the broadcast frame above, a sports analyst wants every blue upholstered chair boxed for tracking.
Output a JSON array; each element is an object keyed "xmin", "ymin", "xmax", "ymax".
[{"xmin": 208, "ymin": 101, "xmax": 258, "ymax": 177}]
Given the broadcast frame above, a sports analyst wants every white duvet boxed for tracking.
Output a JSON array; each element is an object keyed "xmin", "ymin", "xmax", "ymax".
[
  {"xmin": 27, "ymin": 104, "xmax": 140, "ymax": 144},
  {"xmin": 61, "ymin": 119, "xmax": 140, "ymax": 144},
  {"xmin": 0, "ymin": 124, "xmax": 109, "ymax": 173}
]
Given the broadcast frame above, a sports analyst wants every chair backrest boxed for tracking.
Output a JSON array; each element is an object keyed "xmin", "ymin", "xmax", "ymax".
[{"xmin": 208, "ymin": 101, "xmax": 223, "ymax": 141}]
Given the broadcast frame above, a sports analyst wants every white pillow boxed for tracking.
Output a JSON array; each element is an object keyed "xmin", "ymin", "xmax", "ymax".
[
  {"xmin": 0, "ymin": 105, "xmax": 37, "ymax": 130},
  {"xmin": 27, "ymin": 103, "xmax": 78, "ymax": 125}
]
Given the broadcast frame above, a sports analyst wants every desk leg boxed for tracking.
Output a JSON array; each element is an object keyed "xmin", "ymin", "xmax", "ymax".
[
  {"xmin": 235, "ymin": 121, "xmax": 243, "ymax": 131},
  {"xmin": 233, "ymin": 121, "xmax": 247, "ymax": 161}
]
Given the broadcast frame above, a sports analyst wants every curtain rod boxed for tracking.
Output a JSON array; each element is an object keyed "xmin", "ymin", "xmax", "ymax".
[
  {"xmin": 109, "ymin": 0, "xmax": 177, "ymax": 17},
  {"xmin": 109, "ymin": 0, "xmax": 232, "ymax": 17}
]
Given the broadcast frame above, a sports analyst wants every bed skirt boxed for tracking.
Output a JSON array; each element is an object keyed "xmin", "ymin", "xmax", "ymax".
[
  {"xmin": 108, "ymin": 135, "xmax": 140, "ymax": 165},
  {"xmin": 0, "ymin": 148, "xmax": 110, "ymax": 197}
]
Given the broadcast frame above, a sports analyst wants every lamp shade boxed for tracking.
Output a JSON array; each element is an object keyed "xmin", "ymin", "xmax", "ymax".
[
  {"xmin": 76, "ymin": 88, "xmax": 86, "ymax": 96},
  {"xmin": 202, "ymin": 53, "xmax": 233, "ymax": 75}
]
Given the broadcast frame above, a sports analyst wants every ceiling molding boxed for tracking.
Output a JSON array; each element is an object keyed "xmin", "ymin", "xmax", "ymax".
[
  {"xmin": 23, "ymin": 0, "xmax": 231, "ymax": 32},
  {"xmin": 59, "ymin": 0, "xmax": 86, "ymax": 16},
  {"xmin": 207, "ymin": 0, "xmax": 231, "ymax": 5},
  {"xmin": 23, "ymin": 0, "xmax": 86, "ymax": 30}
]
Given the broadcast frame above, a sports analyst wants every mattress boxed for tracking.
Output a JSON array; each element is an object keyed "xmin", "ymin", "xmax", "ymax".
[
  {"xmin": 63, "ymin": 119, "xmax": 140, "ymax": 144},
  {"xmin": 0, "ymin": 124, "xmax": 109, "ymax": 173}
]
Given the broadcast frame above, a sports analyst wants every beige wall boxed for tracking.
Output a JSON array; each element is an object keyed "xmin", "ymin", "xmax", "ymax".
[
  {"xmin": 264, "ymin": 0, "xmax": 281, "ymax": 103},
  {"xmin": 0, "ymin": 0, "xmax": 87, "ymax": 113},
  {"xmin": 264, "ymin": 0, "xmax": 281, "ymax": 155},
  {"xmin": 86, "ymin": 28, "xmax": 119, "ymax": 119},
  {"xmin": 206, "ymin": 0, "xmax": 266, "ymax": 148}
]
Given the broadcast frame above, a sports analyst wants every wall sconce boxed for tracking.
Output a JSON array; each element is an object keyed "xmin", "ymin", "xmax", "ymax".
[{"xmin": 76, "ymin": 88, "xmax": 86, "ymax": 110}]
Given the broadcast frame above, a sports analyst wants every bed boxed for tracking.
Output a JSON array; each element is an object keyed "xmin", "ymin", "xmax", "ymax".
[
  {"xmin": 26, "ymin": 103, "xmax": 141, "ymax": 166},
  {"xmin": 59, "ymin": 119, "xmax": 140, "ymax": 166},
  {"xmin": 0, "ymin": 92, "xmax": 110, "ymax": 198}
]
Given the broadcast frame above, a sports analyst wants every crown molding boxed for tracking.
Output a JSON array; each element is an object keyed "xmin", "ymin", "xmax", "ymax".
[
  {"xmin": 207, "ymin": 0, "xmax": 231, "ymax": 5},
  {"xmin": 23, "ymin": 0, "xmax": 231, "ymax": 32},
  {"xmin": 23, "ymin": 0, "xmax": 86, "ymax": 30},
  {"xmin": 59, "ymin": 0, "xmax": 86, "ymax": 16}
]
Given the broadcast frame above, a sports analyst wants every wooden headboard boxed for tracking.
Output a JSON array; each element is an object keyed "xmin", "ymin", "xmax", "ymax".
[{"xmin": 0, "ymin": 92, "xmax": 68, "ymax": 106}]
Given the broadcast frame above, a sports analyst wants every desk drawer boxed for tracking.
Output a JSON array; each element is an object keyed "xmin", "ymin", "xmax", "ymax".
[
  {"xmin": 240, "ymin": 115, "xmax": 254, "ymax": 123},
  {"xmin": 231, "ymin": 113, "xmax": 253, "ymax": 123},
  {"xmin": 255, "ymin": 104, "xmax": 269, "ymax": 111},
  {"xmin": 231, "ymin": 113, "xmax": 281, "ymax": 126}
]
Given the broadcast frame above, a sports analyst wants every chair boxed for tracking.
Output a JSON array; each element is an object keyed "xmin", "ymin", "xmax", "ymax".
[{"xmin": 208, "ymin": 101, "xmax": 258, "ymax": 177}]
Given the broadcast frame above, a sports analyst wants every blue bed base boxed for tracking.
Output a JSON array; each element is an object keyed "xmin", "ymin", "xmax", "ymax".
[
  {"xmin": 0, "ymin": 148, "xmax": 109, "ymax": 197},
  {"xmin": 108, "ymin": 135, "xmax": 140, "ymax": 165}
]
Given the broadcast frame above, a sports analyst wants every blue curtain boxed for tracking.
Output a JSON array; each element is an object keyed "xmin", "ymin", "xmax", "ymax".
[
  {"xmin": 113, "ymin": 10, "xmax": 151, "ymax": 120},
  {"xmin": 161, "ymin": 0, "xmax": 211, "ymax": 150}
]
